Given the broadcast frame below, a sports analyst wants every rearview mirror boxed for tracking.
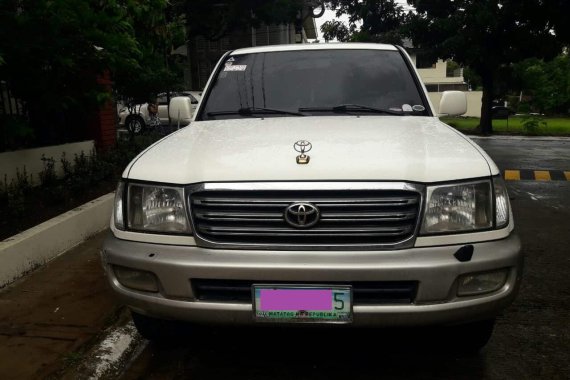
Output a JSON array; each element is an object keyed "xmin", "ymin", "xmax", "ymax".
[
  {"xmin": 169, "ymin": 96, "xmax": 193, "ymax": 127},
  {"xmin": 439, "ymin": 91, "xmax": 467, "ymax": 116}
]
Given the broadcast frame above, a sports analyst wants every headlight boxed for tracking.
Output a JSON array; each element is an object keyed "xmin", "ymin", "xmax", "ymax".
[
  {"xmin": 125, "ymin": 183, "xmax": 191, "ymax": 234},
  {"xmin": 421, "ymin": 180, "xmax": 493, "ymax": 234},
  {"xmin": 114, "ymin": 182, "xmax": 126, "ymax": 230},
  {"xmin": 493, "ymin": 176, "xmax": 510, "ymax": 228}
]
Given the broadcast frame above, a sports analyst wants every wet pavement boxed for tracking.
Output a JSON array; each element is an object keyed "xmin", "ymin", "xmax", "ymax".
[
  {"xmin": 0, "ymin": 231, "xmax": 119, "ymax": 379},
  {"xmin": 122, "ymin": 137, "xmax": 570, "ymax": 380}
]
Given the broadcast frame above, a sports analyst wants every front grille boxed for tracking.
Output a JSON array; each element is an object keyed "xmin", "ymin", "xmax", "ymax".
[
  {"xmin": 192, "ymin": 280, "xmax": 418, "ymax": 305},
  {"xmin": 189, "ymin": 188, "xmax": 421, "ymax": 248}
]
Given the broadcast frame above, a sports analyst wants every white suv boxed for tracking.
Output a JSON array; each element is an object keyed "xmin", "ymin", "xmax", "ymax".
[
  {"xmin": 118, "ymin": 91, "xmax": 201, "ymax": 134},
  {"xmin": 102, "ymin": 43, "xmax": 521, "ymax": 351}
]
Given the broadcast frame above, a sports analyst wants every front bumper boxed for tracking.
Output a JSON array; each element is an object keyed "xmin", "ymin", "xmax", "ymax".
[{"xmin": 101, "ymin": 233, "xmax": 522, "ymax": 327}]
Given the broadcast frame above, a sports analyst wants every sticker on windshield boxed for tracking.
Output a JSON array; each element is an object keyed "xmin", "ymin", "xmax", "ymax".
[
  {"xmin": 402, "ymin": 104, "xmax": 413, "ymax": 112},
  {"xmin": 224, "ymin": 65, "xmax": 247, "ymax": 72},
  {"xmin": 412, "ymin": 105, "xmax": 426, "ymax": 112}
]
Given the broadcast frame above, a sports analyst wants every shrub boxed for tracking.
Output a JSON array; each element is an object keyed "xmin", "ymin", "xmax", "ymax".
[
  {"xmin": 2, "ymin": 133, "xmax": 162, "ymax": 239},
  {"xmin": 39, "ymin": 155, "xmax": 57, "ymax": 187},
  {"xmin": 521, "ymin": 114, "xmax": 547, "ymax": 135}
]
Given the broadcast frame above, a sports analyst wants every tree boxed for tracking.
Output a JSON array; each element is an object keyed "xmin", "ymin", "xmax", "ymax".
[
  {"xmin": 174, "ymin": 0, "xmax": 308, "ymax": 41},
  {"xmin": 322, "ymin": 0, "xmax": 409, "ymax": 44},
  {"xmin": 0, "ymin": 0, "xmax": 141, "ymax": 146},
  {"xmin": 513, "ymin": 54, "xmax": 570, "ymax": 114},
  {"xmin": 321, "ymin": 20, "xmax": 351, "ymax": 42},
  {"xmin": 113, "ymin": 0, "xmax": 186, "ymax": 109},
  {"xmin": 0, "ymin": 0, "xmax": 187, "ymax": 147},
  {"xmin": 406, "ymin": 0, "xmax": 566, "ymax": 134}
]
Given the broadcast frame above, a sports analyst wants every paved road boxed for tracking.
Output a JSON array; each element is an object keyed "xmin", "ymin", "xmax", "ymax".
[{"xmin": 122, "ymin": 137, "xmax": 570, "ymax": 380}]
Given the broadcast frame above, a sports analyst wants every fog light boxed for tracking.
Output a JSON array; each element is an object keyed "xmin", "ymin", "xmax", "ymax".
[
  {"xmin": 457, "ymin": 269, "xmax": 508, "ymax": 296},
  {"xmin": 114, "ymin": 266, "xmax": 159, "ymax": 293}
]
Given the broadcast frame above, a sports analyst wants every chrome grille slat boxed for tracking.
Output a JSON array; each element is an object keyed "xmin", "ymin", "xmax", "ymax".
[
  {"xmin": 193, "ymin": 196, "xmax": 418, "ymax": 205},
  {"xmin": 198, "ymin": 225, "xmax": 412, "ymax": 236},
  {"xmin": 189, "ymin": 185, "xmax": 422, "ymax": 249},
  {"xmin": 195, "ymin": 212, "xmax": 415, "ymax": 223}
]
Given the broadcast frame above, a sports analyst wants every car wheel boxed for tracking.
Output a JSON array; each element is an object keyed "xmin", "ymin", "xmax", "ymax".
[
  {"xmin": 131, "ymin": 311, "xmax": 189, "ymax": 342},
  {"xmin": 125, "ymin": 115, "xmax": 145, "ymax": 135},
  {"xmin": 447, "ymin": 319, "xmax": 496, "ymax": 353}
]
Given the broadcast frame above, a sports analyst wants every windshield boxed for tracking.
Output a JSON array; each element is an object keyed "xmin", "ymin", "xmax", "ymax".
[{"xmin": 199, "ymin": 49, "xmax": 428, "ymax": 120}]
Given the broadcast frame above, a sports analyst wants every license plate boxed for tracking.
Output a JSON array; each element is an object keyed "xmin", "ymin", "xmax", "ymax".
[{"xmin": 253, "ymin": 285, "xmax": 352, "ymax": 323}]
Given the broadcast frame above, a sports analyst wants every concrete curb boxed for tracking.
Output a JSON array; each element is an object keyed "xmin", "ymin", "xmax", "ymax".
[{"xmin": 0, "ymin": 192, "xmax": 114, "ymax": 288}]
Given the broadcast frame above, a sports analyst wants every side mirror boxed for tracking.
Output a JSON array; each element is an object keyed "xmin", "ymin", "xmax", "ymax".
[
  {"xmin": 169, "ymin": 96, "xmax": 193, "ymax": 127},
  {"xmin": 439, "ymin": 91, "xmax": 467, "ymax": 116}
]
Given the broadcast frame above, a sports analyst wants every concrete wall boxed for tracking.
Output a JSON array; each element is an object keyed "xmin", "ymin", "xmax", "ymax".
[
  {"xmin": 410, "ymin": 58, "xmax": 464, "ymax": 85},
  {"xmin": 429, "ymin": 91, "xmax": 483, "ymax": 118},
  {"xmin": 0, "ymin": 193, "xmax": 114, "ymax": 288},
  {"xmin": 0, "ymin": 140, "xmax": 95, "ymax": 184}
]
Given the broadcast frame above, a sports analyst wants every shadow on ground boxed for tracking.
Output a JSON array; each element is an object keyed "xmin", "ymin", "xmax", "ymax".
[{"xmin": 127, "ymin": 325, "xmax": 489, "ymax": 380}]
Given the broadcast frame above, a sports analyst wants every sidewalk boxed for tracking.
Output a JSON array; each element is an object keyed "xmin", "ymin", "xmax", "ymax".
[{"xmin": 0, "ymin": 231, "xmax": 120, "ymax": 379}]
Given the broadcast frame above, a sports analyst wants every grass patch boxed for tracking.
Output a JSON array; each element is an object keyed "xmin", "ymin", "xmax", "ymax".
[{"xmin": 440, "ymin": 116, "xmax": 570, "ymax": 135}]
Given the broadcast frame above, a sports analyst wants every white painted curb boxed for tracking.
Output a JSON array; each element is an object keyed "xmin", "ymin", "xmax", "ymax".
[{"xmin": 0, "ymin": 192, "xmax": 114, "ymax": 288}]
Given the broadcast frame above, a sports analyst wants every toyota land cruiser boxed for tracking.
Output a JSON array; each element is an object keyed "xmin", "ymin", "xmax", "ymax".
[{"xmin": 101, "ymin": 43, "xmax": 522, "ymax": 351}]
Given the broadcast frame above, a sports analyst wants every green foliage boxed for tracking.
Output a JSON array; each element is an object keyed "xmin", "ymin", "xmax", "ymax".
[
  {"xmin": 0, "ymin": 134, "xmax": 162, "ymax": 238},
  {"xmin": 0, "ymin": 0, "xmax": 146, "ymax": 151},
  {"xmin": 521, "ymin": 115, "xmax": 548, "ymax": 135},
  {"xmin": 321, "ymin": 1, "xmax": 409, "ymax": 43},
  {"xmin": 321, "ymin": 20, "xmax": 351, "ymax": 42},
  {"xmin": 0, "ymin": 0, "xmax": 191, "ymax": 149},
  {"xmin": 175, "ymin": 0, "xmax": 306, "ymax": 41},
  {"xmin": 513, "ymin": 54, "xmax": 570, "ymax": 114},
  {"xmin": 440, "ymin": 116, "xmax": 570, "ymax": 135},
  {"xmin": 463, "ymin": 67, "xmax": 482, "ymax": 91},
  {"xmin": 0, "ymin": 116, "xmax": 35, "ymax": 152},
  {"xmin": 406, "ymin": 0, "xmax": 567, "ymax": 134},
  {"xmin": 0, "ymin": 0, "xmax": 140, "ymax": 110},
  {"xmin": 114, "ymin": 0, "xmax": 186, "ymax": 106},
  {"xmin": 517, "ymin": 102, "xmax": 531, "ymax": 114},
  {"xmin": 446, "ymin": 61, "xmax": 460, "ymax": 77},
  {"xmin": 1, "ymin": 167, "xmax": 33, "ymax": 220},
  {"xmin": 39, "ymin": 155, "xmax": 57, "ymax": 187}
]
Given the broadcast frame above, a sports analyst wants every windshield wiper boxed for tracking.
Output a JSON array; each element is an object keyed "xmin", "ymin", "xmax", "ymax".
[
  {"xmin": 207, "ymin": 107, "xmax": 305, "ymax": 117},
  {"xmin": 299, "ymin": 104, "xmax": 403, "ymax": 116}
]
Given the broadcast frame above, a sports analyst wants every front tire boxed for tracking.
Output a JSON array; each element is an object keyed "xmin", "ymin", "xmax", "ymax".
[{"xmin": 125, "ymin": 115, "xmax": 145, "ymax": 135}]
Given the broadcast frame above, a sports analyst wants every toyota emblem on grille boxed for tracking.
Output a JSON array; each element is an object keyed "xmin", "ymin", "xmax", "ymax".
[{"xmin": 284, "ymin": 203, "xmax": 320, "ymax": 228}]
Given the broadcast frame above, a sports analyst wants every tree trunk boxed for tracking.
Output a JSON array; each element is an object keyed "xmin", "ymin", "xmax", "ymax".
[{"xmin": 479, "ymin": 73, "xmax": 494, "ymax": 135}]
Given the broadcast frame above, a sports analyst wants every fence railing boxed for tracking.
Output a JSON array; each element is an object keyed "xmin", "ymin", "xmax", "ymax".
[{"xmin": 0, "ymin": 81, "xmax": 27, "ymax": 117}]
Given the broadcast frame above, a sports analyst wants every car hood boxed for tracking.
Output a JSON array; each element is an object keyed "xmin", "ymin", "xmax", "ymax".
[{"xmin": 125, "ymin": 116, "xmax": 497, "ymax": 184}]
